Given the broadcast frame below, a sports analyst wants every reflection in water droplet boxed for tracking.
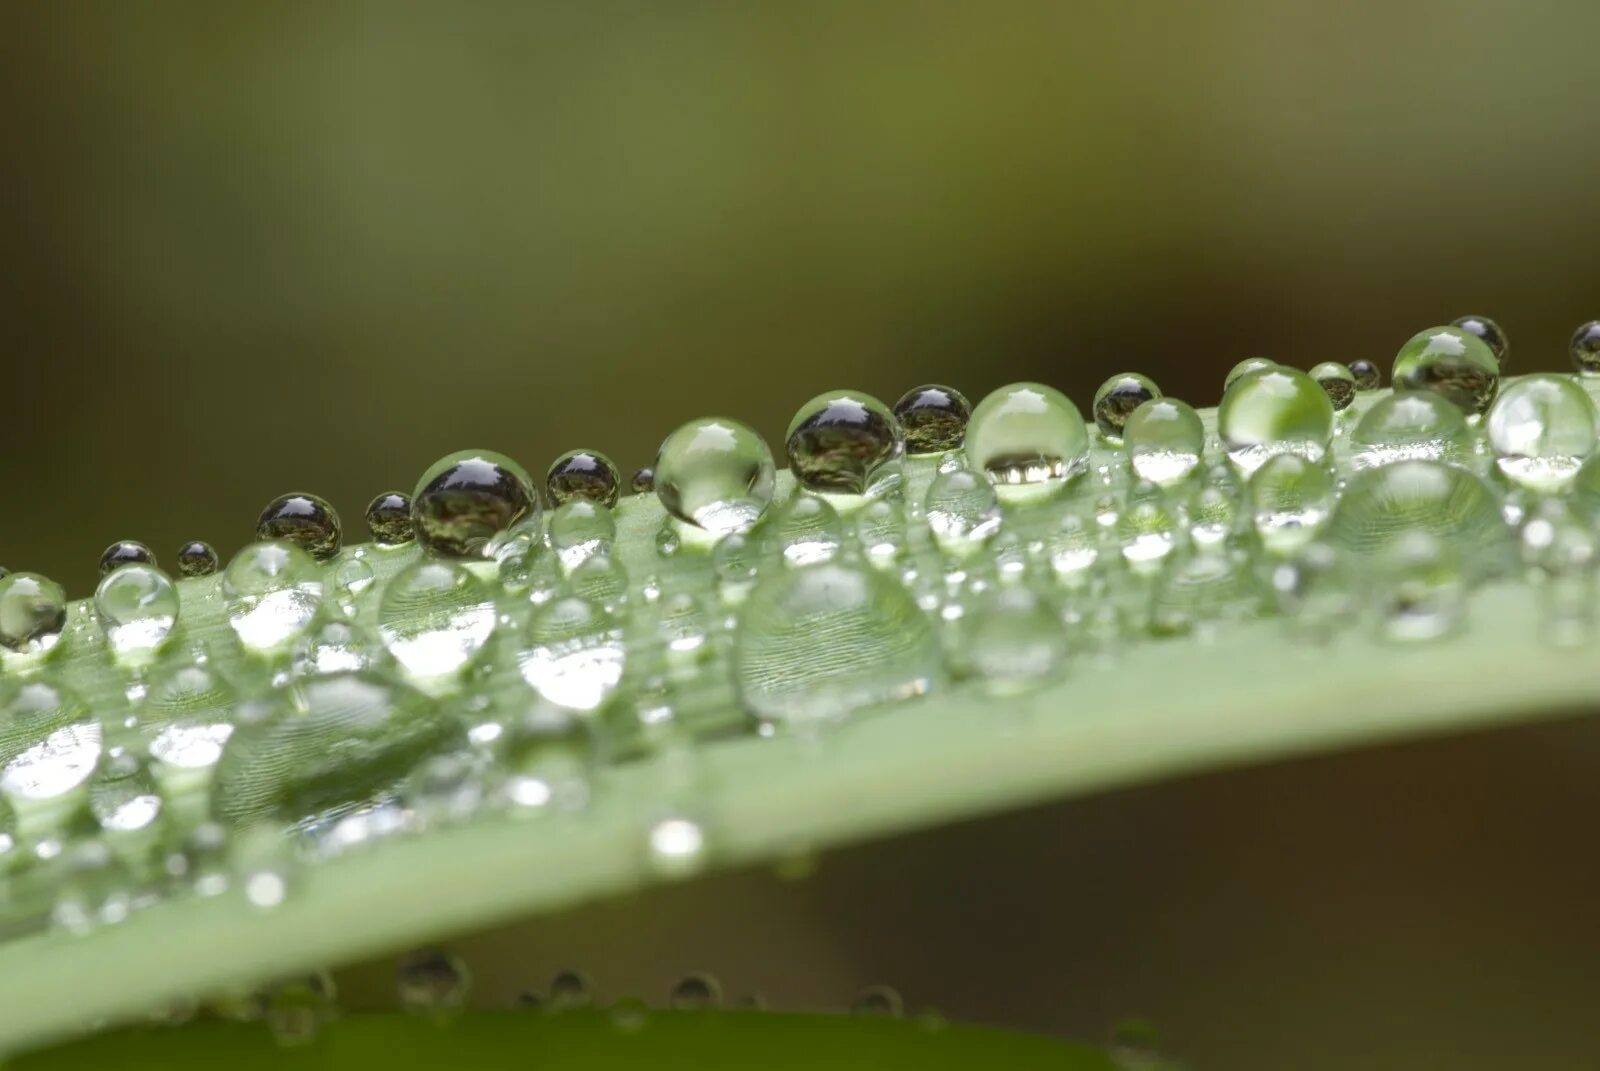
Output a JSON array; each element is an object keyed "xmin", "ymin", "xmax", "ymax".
[
  {"xmin": 0, "ymin": 572, "xmax": 68, "ymax": 657},
  {"xmin": 224, "ymin": 542, "xmax": 324, "ymax": 653},
  {"xmin": 1310, "ymin": 361, "xmax": 1357, "ymax": 412},
  {"xmin": 1093, "ymin": 373, "xmax": 1161, "ymax": 441},
  {"xmin": 1218, "ymin": 366, "xmax": 1333, "ymax": 475},
  {"xmin": 1391, "ymin": 325, "xmax": 1500, "ymax": 416},
  {"xmin": 256, "ymin": 493, "xmax": 342, "ymax": 561},
  {"xmin": 786, "ymin": 390, "xmax": 903, "ymax": 498},
  {"xmin": 518, "ymin": 597, "xmax": 625, "ymax": 712},
  {"xmin": 99, "ymin": 541, "xmax": 157, "ymax": 577},
  {"xmin": 924, "ymin": 468, "xmax": 1001, "ymax": 556},
  {"xmin": 1327, "ymin": 461, "xmax": 1511, "ymax": 582},
  {"xmin": 893, "ymin": 384, "xmax": 971, "ymax": 455},
  {"xmin": 413, "ymin": 449, "xmax": 539, "ymax": 559},
  {"xmin": 1348, "ymin": 359, "xmax": 1380, "ymax": 391},
  {"xmin": 655, "ymin": 418, "xmax": 776, "ymax": 538},
  {"xmin": 1249, "ymin": 455, "xmax": 1334, "ymax": 555},
  {"xmin": 176, "ymin": 541, "xmax": 220, "ymax": 578},
  {"xmin": 546, "ymin": 449, "xmax": 621, "ymax": 508},
  {"xmin": 1124, "ymin": 398, "xmax": 1204, "ymax": 488},
  {"xmin": 1571, "ymin": 320, "xmax": 1600, "ymax": 376},
  {"xmin": 95, "ymin": 563, "xmax": 179, "ymax": 662},
  {"xmin": 1349, "ymin": 392, "xmax": 1473, "ymax": 470},
  {"xmin": 1485, "ymin": 373, "xmax": 1598, "ymax": 491},
  {"xmin": 773, "ymin": 493, "xmax": 844, "ymax": 566},
  {"xmin": 365, "ymin": 492, "xmax": 414, "ymax": 546},
  {"xmin": 965, "ymin": 382, "xmax": 1089, "ymax": 499}
]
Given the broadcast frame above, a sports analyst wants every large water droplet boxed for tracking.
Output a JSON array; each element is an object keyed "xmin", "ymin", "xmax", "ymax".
[
  {"xmin": 365, "ymin": 492, "xmax": 414, "ymax": 547},
  {"xmin": 965, "ymin": 383, "xmax": 1089, "ymax": 499},
  {"xmin": 223, "ymin": 542, "xmax": 324, "ymax": 653},
  {"xmin": 94, "ymin": 563, "xmax": 179, "ymax": 662},
  {"xmin": 378, "ymin": 560, "xmax": 496, "ymax": 684},
  {"xmin": 1349, "ymin": 391, "xmax": 1473, "ymax": 469},
  {"xmin": 655, "ymin": 418, "xmax": 776, "ymax": 538},
  {"xmin": 256, "ymin": 493, "xmax": 342, "ymax": 561},
  {"xmin": 785, "ymin": 390, "xmax": 902, "ymax": 498},
  {"xmin": 893, "ymin": 385, "xmax": 971, "ymax": 455},
  {"xmin": 412, "ymin": 449, "xmax": 539, "ymax": 559},
  {"xmin": 1484, "ymin": 373, "xmax": 1598, "ymax": 491},
  {"xmin": 1326, "ymin": 460, "xmax": 1511, "ymax": 581},
  {"xmin": 0, "ymin": 573, "xmax": 68, "ymax": 658},
  {"xmin": 1392, "ymin": 326, "xmax": 1500, "ymax": 416},
  {"xmin": 1217, "ymin": 366, "xmax": 1333, "ymax": 474},
  {"xmin": 734, "ymin": 560, "xmax": 943, "ymax": 727},
  {"xmin": 518, "ymin": 596, "xmax": 625, "ymax": 712},
  {"xmin": 1123, "ymin": 398, "xmax": 1204, "ymax": 487}
]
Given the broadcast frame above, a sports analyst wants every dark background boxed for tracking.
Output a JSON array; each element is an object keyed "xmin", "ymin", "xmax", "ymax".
[{"xmin": 4, "ymin": 4, "xmax": 1600, "ymax": 1067}]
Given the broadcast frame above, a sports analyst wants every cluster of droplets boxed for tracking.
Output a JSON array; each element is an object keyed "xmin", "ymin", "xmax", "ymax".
[{"xmin": 6, "ymin": 313, "xmax": 1600, "ymax": 960}]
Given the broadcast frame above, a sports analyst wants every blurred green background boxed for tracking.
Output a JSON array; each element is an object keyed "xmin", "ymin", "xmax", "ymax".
[{"xmin": 5, "ymin": 3, "xmax": 1600, "ymax": 1067}]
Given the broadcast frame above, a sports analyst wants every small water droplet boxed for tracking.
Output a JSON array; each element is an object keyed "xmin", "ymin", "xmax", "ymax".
[
  {"xmin": 256, "ymin": 493, "xmax": 342, "ymax": 561},
  {"xmin": 549, "ymin": 500, "xmax": 617, "ymax": 571},
  {"xmin": 1223, "ymin": 357, "xmax": 1277, "ymax": 394},
  {"xmin": 1118, "ymin": 481, "xmax": 1178, "ymax": 567},
  {"xmin": 964, "ymin": 586, "xmax": 1065, "ymax": 692},
  {"xmin": 772, "ymin": 493, "xmax": 844, "ymax": 566},
  {"xmin": 397, "ymin": 949, "xmax": 471, "ymax": 1020},
  {"xmin": 175, "ymin": 541, "xmax": 219, "ymax": 578},
  {"xmin": 378, "ymin": 560, "xmax": 497, "ymax": 683},
  {"xmin": 365, "ymin": 492, "xmax": 414, "ymax": 546},
  {"xmin": 1218, "ymin": 366, "xmax": 1333, "ymax": 475},
  {"xmin": 50, "ymin": 838, "xmax": 132, "ymax": 933},
  {"xmin": 223, "ymin": 542, "xmax": 324, "ymax": 653},
  {"xmin": 1375, "ymin": 531, "xmax": 1465, "ymax": 642},
  {"xmin": 492, "ymin": 705, "xmax": 593, "ymax": 814},
  {"xmin": 549, "ymin": 970, "xmax": 595, "ymax": 1009},
  {"xmin": 0, "ymin": 572, "xmax": 68, "ymax": 657},
  {"xmin": 1124, "ymin": 398, "xmax": 1204, "ymax": 488},
  {"xmin": 1271, "ymin": 541, "xmax": 1358, "ymax": 641},
  {"xmin": 1392, "ymin": 325, "xmax": 1500, "ymax": 416},
  {"xmin": 98, "ymin": 541, "xmax": 157, "ymax": 577},
  {"xmin": 1348, "ymin": 358, "xmax": 1381, "ymax": 391},
  {"xmin": 1349, "ymin": 391, "xmax": 1473, "ymax": 469},
  {"xmin": 785, "ymin": 390, "xmax": 903, "ymax": 498},
  {"xmin": 1045, "ymin": 502, "xmax": 1100, "ymax": 581},
  {"xmin": 923, "ymin": 468, "xmax": 1001, "ymax": 557},
  {"xmin": 852, "ymin": 985, "xmax": 904, "ymax": 1018},
  {"xmin": 893, "ymin": 384, "xmax": 971, "ymax": 455},
  {"xmin": 413, "ymin": 449, "xmax": 540, "ymax": 559},
  {"xmin": 261, "ymin": 972, "xmax": 337, "ymax": 1045},
  {"xmin": 88, "ymin": 747, "xmax": 163, "ymax": 834},
  {"xmin": 518, "ymin": 596, "xmax": 625, "ymax": 712},
  {"xmin": 1570, "ymin": 320, "xmax": 1600, "ymax": 376},
  {"xmin": 298, "ymin": 619, "xmax": 376, "ymax": 676},
  {"xmin": 654, "ymin": 418, "xmax": 776, "ymax": 539},
  {"xmin": 1450, "ymin": 313, "xmax": 1509, "ymax": 368},
  {"xmin": 734, "ymin": 559, "xmax": 943, "ymax": 727},
  {"xmin": 1093, "ymin": 373, "xmax": 1160, "ymax": 441},
  {"xmin": 630, "ymin": 467, "xmax": 655, "ymax": 494},
  {"xmin": 854, "ymin": 499, "xmax": 908, "ymax": 569},
  {"xmin": 669, "ymin": 972, "xmax": 722, "ymax": 1010},
  {"xmin": 547, "ymin": 449, "xmax": 621, "ymax": 508},
  {"xmin": 1249, "ymin": 455, "xmax": 1334, "ymax": 554},
  {"xmin": 95, "ymin": 564, "xmax": 179, "ymax": 662},
  {"xmin": 965, "ymin": 382, "xmax": 1089, "ymax": 500},
  {"xmin": 1309, "ymin": 361, "xmax": 1357, "ymax": 412},
  {"xmin": 1485, "ymin": 373, "xmax": 1598, "ymax": 491}
]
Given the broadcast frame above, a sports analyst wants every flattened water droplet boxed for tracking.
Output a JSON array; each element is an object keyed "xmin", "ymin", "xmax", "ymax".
[
  {"xmin": 655, "ymin": 418, "xmax": 776, "ymax": 538},
  {"xmin": 893, "ymin": 384, "xmax": 971, "ymax": 455},
  {"xmin": 0, "ymin": 572, "xmax": 68, "ymax": 657},
  {"xmin": 1392, "ymin": 326, "xmax": 1499, "ymax": 416},
  {"xmin": 1485, "ymin": 373, "xmax": 1598, "ymax": 491},
  {"xmin": 1093, "ymin": 373, "xmax": 1160, "ymax": 441},
  {"xmin": 1309, "ymin": 361, "xmax": 1357, "ymax": 412},
  {"xmin": 256, "ymin": 493, "xmax": 342, "ymax": 561},
  {"xmin": 1348, "ymin": 358, "xmax": 1381, "ymax": 391},
  {"xmin": 223, "ymin": 542, "xmax": 323, "ymax": 653},
  {"xmin": 965, "ymin": 383, "xmax": 1089, "ymax": 500},
  {"xmin": 1217, "ymin": 366, "xmax": 1333, "ymax": 475},
  {"xmin": 365, "ymin": 492, "xmax": 414, "ymax": 546},
  {"xmin": 1349, "ymin": 392, "xmax": 1473, "ymax": 469},
  {"xmin": 378, "ymin": 560, "xmax": 496, "ymax": 683},
  {"xmin": 547, "ymin": 449, "xmax": 621, "ymax": 508},
  {"xmin": 1450, "ymin": 314, "xmax": 1509, "ymax": 368},
  {"xmin": 1570, "ymin": 320, "xmax": 1600, "ymax": 376},
  {"xmin": 176, "ymin": 541, "xmax": 219, "ymax": 578},
  {"xmin": 1326, "ymin": 461, "xmax": 1511, "ymax": 582},
  {"xmin": 786, "ymin": 390, "xmax": 902, "ymax": 498},
  {"xmin": 95, "ymin": 563, "xmax": 179, "ymax": 662},
  {"xmin": 98, "ymin": 541, "xmax": 156, "ymax": 577},
  {"xmin": 923, "ymin": 468, "xmax": 1001, "ymax": 556},
  {"xmin": 734, "ymin": 560, "xmax": 943, "ymax": 727},
  {"xmin": 412, "ymin": 449, "xmax": 539, "ymax": 559},
  {"xmin": 1124, "ymin": 398, "xmax": 1204, "ymax": 488}
]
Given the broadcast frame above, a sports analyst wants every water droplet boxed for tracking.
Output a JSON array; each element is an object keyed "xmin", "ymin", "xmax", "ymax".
[
  {"xmin": 608, "ymin": 997, "xmax": 648, "ymax": 1032},
  {"xmin": 549, "ymin": 970, "xmax": 595, "ymax": 1009},
  {"xmin": 1327, "ymin": 461, "xmax": 1511, "ymax": 581},
  {"xmin": 500, "ymin": 540, "xmax": 561, "ymax": 599},
  {"xmin": 256, "ymin": 493, "xmax": 342, "ymax": 561},
  {"xmin": 785, "ymin": 390, "xmax": 902, "ymax": 499},
  {"xmin": 630, "ymin": 467, "xmax": 655, "ymax": 494},
  {"xmin": 734, "ymin": 560, "xmax": 943, "ymax": 727},
  {"xmin": 646, "ymin": 815, "xmax": 706, "ymax": 878},
  {"xmin": 1349, "ymin": 391, "xmax": 1473, "ymax": 469},
  {"xmin": 176, "ymin": 541, "xmax": 219, "ymax": 578},
  {"xmin": 1392, "ymin": 325, "xmax": 1500, "ymax": 416},
  {"xmin": 549, "ymin": 500, "xmax": 617, "ymax": 571},
  {"xmin": 412, "ymin": 449, "xmax": 539, "ymax": 559},
  {"xmin": 1118, "ymin": 481, "xmax": 1178, "ymax": 566},
  {"xmin": 965, "ymin": 382, "xmax": 1089, "ymax": 499},
  {"xmin": 495, "ymin": 706, "xmax": 593, "ymax": 813},
  {"xmin": 397, "ymin": 949, "xmax": 471, "ymax": 1020},
  {"xmin": 669, "ymin": 972, "xmax": 722, "ymax": 1010},
  {"xmin": 1186, "ymin": 462, "xmax": 1244, "ymax": 547},
  {"xmin": 518, "ymin": 596, "xmax": 625, "ymax": 712},
  {"xmin": 365, "ymin": 492, "xmax": 414, "ymax": 546},
  {"xmin": 1093, "ymin": 373, "xmax": 1160, "ymax": 441},
  {"xmin": 94, "ymin": 563, "xmax": 179, "ymax": 661},
  {"xmin": 1309, "ymin": 361, "xmax": 1357, "ymax": 412},
  {"xmin": 772, "ymin": 493, "xmax": 844, "ymax": 566},
  {"xmin": 1485, "ymin": 373, "xmax": 1598, "ymax": 491},
  {"xmin": 1217, "ymin": 366, "xmax": 1333, "ymax": 475},
  {"xmin": 1224, "ymin": 357, "xmax": 1276, "ymax": 393},
  {"xmin": 1375, "ymin": 531, "xmax": 1465, "ymax": 642},
  {"xmin": 1348, "ymin": 358, "xmax": 1381, "ymax": 391},
  {"xmin": 712, "ymin": 531, "xmax": 760, "ymax": 590},
  {"xmin": 261, "ymin": 972, "xmax": 337, "ymax": 1045},
  {"xmin": 88, "ymin": 747, "xmax": 163, "ymax": 833},
  {"xmin": 547, "ymin": 449, "xmax": 621, "ymax": 508},
  {"xmin": 223, "ymin": 542, "xmax": 324, "ymax": 653},
  {"xmin": 211, "ymin": 671, "xmax": 461, "ymax": 830},
  {"xmin": 1570, "ymin": 320, "xmax": 1600, "ymax": 376},
  {"xmin": 568, "ymin": 553, "xmax": 630, "ymax": 610},
  {"xmin": 378, "ymin": 560, "xmax": 496, "ymax": 683},
  {"xmin": 923, "ymin": 468, "xmax": 1001, "ymax": 556},
  {"xmin": 234, "ymin": 823, "xmax": 297, "ymax": 909},
  {"xmin": 1046, "ymin": 502, "xmax": 1100, "ymax": 580},
  {"xmin": 0, "ymin": 572, "xmax": 68, "ymax": 657},
  {"xmin": 298, "ymin": 620, "xmax": 376, "ymax": 676},
  {"xmin": 964, "ymin": 587, "xmax": 1065, "ymax": 692},
  {"xmin": 50, "ymin": 838, "xmax": 132, "ymax": 933},
  {"xmin": 1272, "ymin": 541, "xmax": 1358, "ymax": 641},
  {"xmin": 893, "ymin": 384, "xmax": 971, "ymax": 455},
  {"xmin": 0, "ymin": 680, "xmax": 100, "ymax": 819},
  {"xmin": 144, "ymin": 664, "xmax": 237, "ymax": 806},
  {"xmin": 852, "ymin": 985, "xmax": 904, "ymax": 1018},
  {"xmin": 1450, "ymin": 313, "xmax": 1509, "ymax": 368},
  {"xmin": 98, "ymin": 541, "xmax": 156, "ymax": 577},
  {"xmin": 1123, "ymin": 398, "xmax": 1204, "ymax": 487},
  {"xmin": 655, "ymin": 418, "xmax": 776, "ymax": 538},
  {"xmin": 1249, "ymin": 455, "xmax": 1334, "ymax": 554},
  {"xmin": 855, "ymin": 499, "xmax": 907, "ymax": 568},
  {"xmin": 1150, "ymin": 546, "xmax": 1258, "ymax": 636}
]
